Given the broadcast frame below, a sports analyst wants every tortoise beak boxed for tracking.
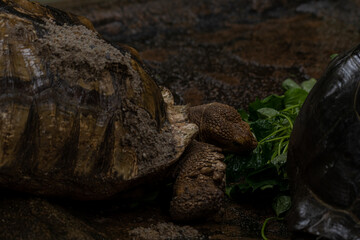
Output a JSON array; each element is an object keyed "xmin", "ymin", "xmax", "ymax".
[{"xmin": 232, "ymin": 130, "xmax": 258, "ymax": 154}]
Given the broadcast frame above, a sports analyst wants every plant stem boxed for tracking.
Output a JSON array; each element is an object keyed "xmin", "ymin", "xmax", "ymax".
[
  {"xmin": 259, "ymin": 127, "xmax": 288, "ymax": 143},
  {"xmin": 278, "ymin": 138, "xmax": 285, "ymax": 156},
  {"xmin": 278, "ymin": 113, "xmax": 293, "ymax": 129},
  {"xmin": 262, "ymin": 135, "xmax": 289, "ymax": 143},
  {"xmin": 261, "ymin": 216, "xmax": 284, "ymax": 240},
  {"xmin": 282, "ymin": 104, "xmax": 300, "ymax": 112},
  {"xmin": 282, "ymin": 142, "xmax": 289, "ymax": 154}
]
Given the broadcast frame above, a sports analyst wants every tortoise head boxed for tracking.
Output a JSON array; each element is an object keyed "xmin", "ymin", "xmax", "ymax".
[{"xmin": 189, "ymin": 103, "xmax": 257, "ymax": 154}]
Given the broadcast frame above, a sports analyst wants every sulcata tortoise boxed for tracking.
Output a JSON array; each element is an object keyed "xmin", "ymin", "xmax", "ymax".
[
  {"xmin": 0, "ymin": 0, "xmax": 257, "ymax": 221},
  {"xmin": 288, "ymin": 45, "xmax": 360, "ymax": 239}
]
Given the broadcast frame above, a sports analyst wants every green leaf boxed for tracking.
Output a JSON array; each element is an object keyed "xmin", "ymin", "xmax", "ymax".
[
  {"xmin": 227, "ymin": 142, "xmax": 273, "ymax": 173},
  {"xmin": 271, "ymin": 152, "xmax": 287, "ymax": 166},
  {"xmin": 300, "ymin": 78, "xmax": 316, "ymax": 93},
  {"xmin": 282, "ymin": 78, "xmax": 301, "ymax": 90},
  {"xmin": 272, "ymin": 195, "xmax": 291, "ymax": 216},
  {"xmin": 226, "ymin": 77, "xmax": 316, "ymax": 204},
  {"xmin": 330, "ymin": 53, "xmax": 338, "ymax": 60},
  {"xmin": 250, "ymin": 119, "xmax": 277, "ymax": 141},
  {"xmin": 225, "ymin": 186, "xmax": 234, "ymax": 197},
  {"xmin": 238, "ymin": 109, "xmax": 249, "ymax": 122},
  {"xmin": 261, "ymin": 95, "xmax": 284, "ymax": 110},
  {"xmin": 243, "ymin": 165, "xmax": 281, "ymax": 191},
  {"xmin": 247, "ymin": 178, "xmax": 277, "ymax": 192},
  {"xmin": 226, "ymin": 184, "xmax": 252, "ymax": 197},
  {"xmin": 257, "ymin": 108, "xmax": 279, "ymax": 118},
  {"xmin": 284, "ymin": 88, "xmax": 308, "ymax": 108},
  {"xmin": 248, "ymin": 95, "xmax": 284, "ymax": 120},
  {"xmin": 260, "ymin": 184, "xmax": 275, "ymax": 190},
  {"xmin": 271, "ymin": 152, "xmax": 287, "ymax": 173}
]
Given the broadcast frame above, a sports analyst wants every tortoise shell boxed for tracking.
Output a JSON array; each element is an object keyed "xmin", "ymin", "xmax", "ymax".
[
  {"xmin": 0, "ymin": 0, "xmax": 197, "ymax": 199},
  {"xmin": 287, "ymin": 45, "xmax": 360, "ymax": 239}
]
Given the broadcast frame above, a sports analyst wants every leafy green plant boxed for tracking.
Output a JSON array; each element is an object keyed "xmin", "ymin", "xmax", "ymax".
[{"xmin": 225, "ymin": 78, "xmax": 316, "ymax": 238}]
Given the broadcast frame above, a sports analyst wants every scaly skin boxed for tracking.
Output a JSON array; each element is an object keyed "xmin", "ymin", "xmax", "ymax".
[
  {"xmin": 170, "ymin": 103, "xmax": 257, "ymax": 221},
  {"xmin": 170, "ymin": 141, "xmax": 225, "ymax": 221},
  {"xmin": 189, "ymin": 103, "xmax": 257, "ymax": 153}
]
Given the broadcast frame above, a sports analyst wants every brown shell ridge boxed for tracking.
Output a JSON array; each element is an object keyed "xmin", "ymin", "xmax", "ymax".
[
  {"xmin": 0, "ymin": 1, "xmax": 180, "ymax": 200},
  {"xmin": 1, "ymin": 0, "xmax": 166, "ymax": 126},
  {"xmin": 1, "ymin": 0, "xmax": 97, "ymax": 31}
]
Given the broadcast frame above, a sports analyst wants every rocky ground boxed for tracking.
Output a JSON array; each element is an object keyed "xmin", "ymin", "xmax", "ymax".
[
  {"xmin": 0, "ymin": 188, "xmax": 288, "ymax": 239},
  {"xmin": 2, "ymin": 0, "xmax": 360, "ymax": 239},
  {"xmin": 55, "ymin": 0, "xmax": 360, "ymax": 109}
]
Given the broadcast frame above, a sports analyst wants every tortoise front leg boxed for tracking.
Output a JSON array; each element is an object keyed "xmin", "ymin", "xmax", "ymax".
[{"xmin": 170, "ymin": 140, "xmax": 225, "ymax": 221}]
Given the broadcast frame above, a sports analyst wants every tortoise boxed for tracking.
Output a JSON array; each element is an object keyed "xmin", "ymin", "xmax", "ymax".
[
  {"xmin": 287, "ymin": 45, "xmax": 360, "ymax": 239},
  {"xmin": 0, "ymin": 0, "xmax": 257, "ymax": 221}
]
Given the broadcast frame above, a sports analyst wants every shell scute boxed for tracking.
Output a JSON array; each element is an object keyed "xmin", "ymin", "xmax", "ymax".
[
  {"xmin": 288, "ymin": 44, "xmax": 360, "ymax": 239},
  {"xmin": 0, "ymin": 0, "xmax": 193, "ymax": 200}
]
